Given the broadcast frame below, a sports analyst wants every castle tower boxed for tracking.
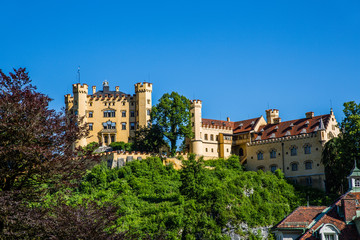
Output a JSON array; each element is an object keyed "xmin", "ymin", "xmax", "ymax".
[
  {"xmin": 190, "ymin": 100, "xmax": 203, "ymax": 156},
  {"xmin": 265, "ymin": 109, "xmax": 280, "ymax": 124},
  {"xmin": 135, "ymin": 82, "xmax": 152, "ymax": 128},
  {"xmin": 72, "ymin": 83, "xmax": 88, "ymax": 147}
]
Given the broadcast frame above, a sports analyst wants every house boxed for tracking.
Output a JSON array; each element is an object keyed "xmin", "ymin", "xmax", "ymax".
[{"xmin": 272, "ymin": 163, "xmax": 360, "ymax": 240}]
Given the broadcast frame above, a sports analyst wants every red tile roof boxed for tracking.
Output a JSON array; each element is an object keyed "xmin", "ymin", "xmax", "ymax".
[
  {"xmin": 274, "ymin": 206, "xmax": 327, "ymax": 229},
  {"xmin": 201, "ymin": 117, "xmax": 261, "ymax": 133},
  {"xmin": 254, "ymin": 114, "xmax": 331, "ymax": 141},
  {"xmin": 274, "ymin": 192, "xmax": 360, "ymax": 240}
]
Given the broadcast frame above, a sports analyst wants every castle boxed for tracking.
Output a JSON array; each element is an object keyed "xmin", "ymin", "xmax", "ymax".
[
  {"xmin": 188, "ymin": 100, "xmax": 340, "ymax": 190},
  {"xmin": 65, "ymin": 80, "xmax": 152, "ymax": 148},
  {"xmin": 65, "ymin": 80, "xmax": 340, "ymax": 190}
]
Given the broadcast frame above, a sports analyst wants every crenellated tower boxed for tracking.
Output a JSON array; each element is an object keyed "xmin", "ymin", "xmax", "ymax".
[
  {"xmin": 72, "ymin": 83, "xmax": 89, "ymax": 147},
  {"xmin": 135, "ymin": 82, "xmax": 152, "ymax": 128}
]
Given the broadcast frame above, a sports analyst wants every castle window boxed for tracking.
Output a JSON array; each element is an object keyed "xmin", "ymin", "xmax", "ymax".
[
  {"xmin": 270, "ymin": 149, "xmax": 276, "ymax": 159},
  {"xmin": 290, "ymin": 146, "xmax": 297, "ymax": 156},
  {"xmin": 130, "ymin": 122, "xmax": 135, "ymax": 130},
  {"xmin": 306, "ymin": 177, "xmax": 312, "ymax": 186},
  {"xmin": 131, "ymin": 101, "xmax": 134, "ymax": 106},
  {"xmin": 147, "ymin": 99, "xmax": 150, "ymax": 104},
  {"xmin": 147, "ymin": 109, "xmax": 151, "ymax": 116},
  {"xmin": 130, "ymin": 111, "xmax": 135, "ymax": 117},
  {"xmin": 88, "ymin": 111, "xmax": 93, "ymax": 118},
  {"xmin": 192, "ymin": 113, "xmax": 194, "ymax": 117},
  {"xmin": 257, "ymin": 151, "xmax": 264, "ymax": 160},
  {"xmin": 204, "ymin": 134, "xmax": 208, "ymax": 140},
  {"xmin": 291, "ymin": 162, "xmax": 298, "ymax": 171},
  {"xmin": 88, "ymin": 123, "xmax": 93, "ymax": 131},
  {"xmin": 304, "ymin": 144, "xmax": 311, "ymax": 154},
  {"xmin": 122, "ymin": 101, "xmax": 126, "ymax": 106},
  {"xmin": 192, "ymin": 122, "xmax": 194, "ymax": 127},
  {"xmin": 122, "ymin": 111, "xmax": 126, "ymax": 117},
  {"xmin": 103, "ymin": 110, "xmax": 115, "ymax": 118},
  {"xmin": 305, "ymin": 161, "xmax": 312, "ymax": 170},
  {"xmin": 211, "ymin": 148, "xmax": 214, "ymax": 152},
  {"xmin": 239, "ymin": 148, "xmax": 244, "ymax": 156},
  {"xmin": 210, "ymin": 134, "xmax": 214, "ymax": 141},
  {"xmin": 137, "ymin": 122, "xmax": 139, "ymax": 129},
  {"xmin": 104, "ymin": 102, "xmax": 107, "ymax": 106},
  {"xmin": 102, "ymin": 121, "xmax": 116, "ymax": 129},
  {"xmin": 122, "ymin": 122, "xmax": 126, "ymax": 130},
  {"xmin": 257, "ymin": 166, "xmax": 265, "ymax": 171},
  {"xmin": 104, "ymin": 135, "xmax": 108, "ymax": 144},
  {"xmin": 216, "ymin": 135, "xmax": 218, "ymax": 141},
  {"xmin": 89, "ymin": 102, "xmax": 92, "ymax": 106},
  {"xmin": 227, "ymin": 148, "xmax": 229, "ymax": 153},
  {"xmin": 270, "ymin": 165, "xmax": 277, "ymax": 173},
  {"xmin": 111, "ymin": 135, "xmax": 115, "ymax": 143},
  {"xmin": 205, "ymin": 148, "xmax": 208, "ymax": 152}
]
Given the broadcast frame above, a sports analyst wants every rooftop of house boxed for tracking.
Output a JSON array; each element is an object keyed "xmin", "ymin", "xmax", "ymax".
[
  {"xmin": 202, "ymin": 117, "xmax": 262, "ymax": 133},
  {"xmin": 254, "ymin": 114, "xmax": 331, "ymax": 141}
]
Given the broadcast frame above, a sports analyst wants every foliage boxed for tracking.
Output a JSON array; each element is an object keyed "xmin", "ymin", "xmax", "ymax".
[
  {"xmin": 83, "ymin": 141, "xmax": 100, "ymax": 153},
  {"xmin": 151, "ymin": 92, "xmax": 193, "ymax": 156},
  {"xmin": 0, "ymin": 68, "xmax": 122, "ymax": 238},
  {"xmin": 322, "ymin": 101, "xmax": 360, "ymax": 194},
  {"xmin": 55, "ymin": 155, "xmax": 322, "ymax": 239},
  {"xmin": 109, "ymin": 141, "xmax": 133, "ymax": 152},
  {"xmin": 132, "ymin": 125, "xmax": 168, "ymax": 153}
]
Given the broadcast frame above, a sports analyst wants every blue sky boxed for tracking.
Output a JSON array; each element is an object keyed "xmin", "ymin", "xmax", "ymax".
[{"xmin": 1, "ymin": 0, "xmax": 359, "ymax": 122}]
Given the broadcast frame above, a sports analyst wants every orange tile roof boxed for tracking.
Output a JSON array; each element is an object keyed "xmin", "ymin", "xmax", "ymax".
[
  {"xmin": 274, "ymin": 192, "xmax": 360, "ymax": 240},
  {"xmin": 201, "ymin": 117, "xmax": 261, "ymax": 133},
  {"xmin": 254, "ymin": 114, "xmax": 331, "ymax": 141},
  {"xmin": 274, "ymin": 206, "xmax": 327, "ymax": 229}
]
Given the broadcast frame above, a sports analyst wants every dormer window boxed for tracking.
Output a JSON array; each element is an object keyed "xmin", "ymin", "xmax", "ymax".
[
  {"xmin": 319, "ymin": 224, "xmax": 340, "ymax": 240},
  {"xmin": 355, "ymin": 179, "xmax": 360, "ymax": 187}
]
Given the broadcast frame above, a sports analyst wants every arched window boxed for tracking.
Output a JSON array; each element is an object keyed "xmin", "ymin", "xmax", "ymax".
[
  {"xmin": 257, "ymin": 151, "xmax": 264, "ymax": 160},
  {"xmin": 304, "ymin": 143, "xmax": 311, "ymax": 154},
  {"xmin": 204, "ymin": 134, "xmax": 208, "ymax": 140},
  {"xmin": 291, "ymin": 162, "xmax": 298, "ymax": 171},
  {"xmin": 210, "ymin": 134, "xmax": 214, "ymax": 141},
  {"xmin": 257, "ymin": 166, "xmax": 265, "ymax": 171},
  {"xmin": 239, "ymin": 148, "xmax": 244, "ymax": 156},
  {"xmin": 270, "ymin": 165, "xmax": 277, "ymax": 173},
  {"xmin": 319, "ymin": 224, "xmax": 340, "ymax": 240},
  {"xmin": 305, "ymin": 160, "xmax": 313, "ymax": 170},
  {"xmin": 290, "ymin": 145, "xmax": 297, "ymax": 156},
  {"xmin": 270, "ymin": 149, "xmax": 277, "ymax": 159}
]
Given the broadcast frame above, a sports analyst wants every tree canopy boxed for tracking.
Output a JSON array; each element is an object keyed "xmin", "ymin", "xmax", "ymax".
[
  {"xmin": 151, "ymin": 92, "xmax": 193, "ymax": 156},
  {"xmin": 322, "ymin": 102, "xmax": 360, "ymax": 194}
]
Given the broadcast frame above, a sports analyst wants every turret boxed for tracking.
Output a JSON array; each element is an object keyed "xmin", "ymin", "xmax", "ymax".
[
  {"xmin": 266, "ymin": 109, "xmax": 280, "ymax": 124},
  {"xmin": 190, "ymin": 100, "xmax": 203, "ymax": 156},
  {"xmin": 72, "ymin": 83, "xmax": 88, "ymax": 147},
  {"xmin": 135, "ymin": 82, "xmax": 152, "ymax": 128}
]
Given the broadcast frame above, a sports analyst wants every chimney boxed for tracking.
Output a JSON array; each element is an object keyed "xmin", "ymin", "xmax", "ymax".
[
  {"xmin": 92, "ymin": 86, "xmax": 96, "ymax": 94},
  {"xmin": 227, "ymin": 117, "xmax": 230, "ymax": 122},
  {"xmin": 115, "ymin": 86, "xmax": 119, "ymax": 92},
  {"xmin": 265, "ymin": 109, "xmax": 279, "ymax": 124},
  {"xmin": 342, "ymin": 197, "xmax": 357, "ymax": 223},
  {"xmin": 306, "ymin": 112, "xmax": 314, "ymax": 119}
]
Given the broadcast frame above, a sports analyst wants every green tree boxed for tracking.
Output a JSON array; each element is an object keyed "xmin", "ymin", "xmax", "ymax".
[
  {"xmin": 151, "ymin": 92, "xmax": 193, "ymax": 156},
  {"xmin": 322, "ymin": 101, "xmax": 360, "ymax": 194},
  {"xmin": 132, "ymin": 125, "xmax": 168, "ymax": 153}
]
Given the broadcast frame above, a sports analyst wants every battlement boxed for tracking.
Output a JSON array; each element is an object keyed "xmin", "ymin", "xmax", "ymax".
[
  {"xmin": 265, "ymin": 109, "xmax": 279, "ymax": 114},
  {"xmin": 135, "ymin": 82, "xmax": 153, "ymax": 93},
  {"xmin": 72, "ymin": 83, "xmax": 89, "ymax": 94},
  {"xmin": 191, "ymin": 100, "xmax": 202, "ymax": 109},
  {"xmin": 87, "ymin": 93, "xmax": 132, "ymax": 101}
]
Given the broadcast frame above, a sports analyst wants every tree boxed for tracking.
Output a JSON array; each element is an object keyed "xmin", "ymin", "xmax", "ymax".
[
  {"xmin": 151, "ymin": 92, "xmax": 193, "ymax": 156},
  {"xmin": 132, "ymin": 125, "xmax": 168, "ymax": 153},
  {"xmin": 322, "ymin": 101, "xmax": 360, "ymax": 194},
  {"xmin": 0, "ymin": 68, "xmax": 122, "ymax": 238}
]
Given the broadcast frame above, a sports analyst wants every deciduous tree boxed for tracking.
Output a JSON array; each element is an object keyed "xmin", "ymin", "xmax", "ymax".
[{"xmin": 151, "ymin": 92, "xmax": 193, "ymax": 156}]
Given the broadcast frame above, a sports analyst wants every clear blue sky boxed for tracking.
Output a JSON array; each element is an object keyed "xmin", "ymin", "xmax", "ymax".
[{"xmin": 1, "ymin": 0, "xmax": 359, "ymax": 122}]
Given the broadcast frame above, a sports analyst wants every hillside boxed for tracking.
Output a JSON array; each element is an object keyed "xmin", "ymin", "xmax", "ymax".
[{"xmin": 52, "ymin": 155, "xmax": 333, "ymax": 239}]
